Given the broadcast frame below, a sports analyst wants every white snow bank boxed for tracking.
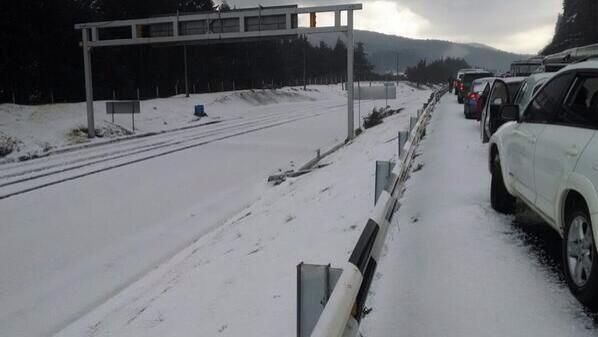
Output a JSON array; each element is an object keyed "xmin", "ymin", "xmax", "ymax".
[{"xmin": 0, "ymin": 85, "xmax": 345, "ymax": 160}]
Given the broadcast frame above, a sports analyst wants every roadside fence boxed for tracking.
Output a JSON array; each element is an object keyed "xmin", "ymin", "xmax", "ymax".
[{"xmin": 297, "ymin": 86, "xmax": 449, "ymax": 337}]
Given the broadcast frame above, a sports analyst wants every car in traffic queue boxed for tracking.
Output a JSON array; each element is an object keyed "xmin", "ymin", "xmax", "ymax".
[
  {"xmin": 480, "ymin": 76, "xmax": 525, "ymax": 143},
  {"xmin": 458, "ymin": 70, "xmax": 494, "ymax": 104},
  {"xmin": 464, "ymin": 77, "xmax": 494, "ymax": 120},
  {"xmin": 454, "ymin": 68, "xmax": 480, "ymax": 95},
  {"xmin": 489, "ymin": 59, "xmax": 598, "ymax": 308}
]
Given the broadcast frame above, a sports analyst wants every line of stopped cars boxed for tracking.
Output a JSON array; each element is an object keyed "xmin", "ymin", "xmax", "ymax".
[{"xmin": 456, "ymin": 43, "xmax": 598, "ymax": 309}]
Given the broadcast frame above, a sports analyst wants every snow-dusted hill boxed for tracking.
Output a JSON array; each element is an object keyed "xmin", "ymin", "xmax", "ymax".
[{"xmin": 0, "ymin": 86, "xmax": 343, "ymax": 162}]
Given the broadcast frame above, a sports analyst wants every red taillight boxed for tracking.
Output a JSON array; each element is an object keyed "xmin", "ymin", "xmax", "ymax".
[
  {"xmin": 460, "ymin": 83, "xmax": 465, "ymax": 91},
  {"xmin": 469, "ymin": 93, "xmax": 480, "ymax": 101}
]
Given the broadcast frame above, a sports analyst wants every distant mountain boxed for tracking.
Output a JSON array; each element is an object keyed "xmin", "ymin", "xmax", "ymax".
[
  {"xmin": 467, "ymin": 42, "xmax": 501, "ymax": 52},
  {"xmin": 542, "ymin": 0, "xmax": 598, "ymax": 55},
  {"xmin": 310, "ymin": 30, "xmax": 530, "ymax": 74}
]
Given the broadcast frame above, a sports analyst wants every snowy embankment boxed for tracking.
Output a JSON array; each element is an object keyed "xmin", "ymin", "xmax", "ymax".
[
  {"xmin": 54, "ymin": 87, "xmax": 431, "ymax": 337},
  {"xmin": 362, "ymin": 95, "xmax": 598, "ymax": 337},
  {"xmin": 0, "ymin": 86, "xmax": 341, "ymax": 161},
  {"xmin": 1, "ymin": 82, "xmax": 431, "ymax": 337}
]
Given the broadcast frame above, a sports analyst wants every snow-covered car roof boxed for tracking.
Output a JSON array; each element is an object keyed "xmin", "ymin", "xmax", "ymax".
[
  {"xmin": 457, "ymin": 68, "xmax": 487, "ymax": 76},
  {"xmin": 500, "ymin": 76, "xmax": 526, "ymax": 83},
  {"xmin": 475, "ymin": 76, "xmax": 525, "ymax": 89},
  {"xmin": 472, "ymin": 77, "xmax": 496, "ymax": 92},
  {"xmin": 556, "ymin": 60, "xmax": 598, "ymax": 73},
  {"xmin": 472, "ymin": 77, "xmax": 495, "ymax": 84}
]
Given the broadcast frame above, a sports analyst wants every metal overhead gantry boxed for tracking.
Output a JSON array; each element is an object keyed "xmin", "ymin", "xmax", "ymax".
[{"xmin": 75, "ymin": 4, "xmax": 362, "ymax": 139}]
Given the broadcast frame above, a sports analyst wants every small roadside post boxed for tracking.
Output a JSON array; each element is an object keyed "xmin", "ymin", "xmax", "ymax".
[
  {"xmin": 374, "ymin": 160, "xmax": 395, "ymax": 204},
  {"xmin": 398, "ymin": 131, "xmax": 409, "ymax": 159},
  {"xmin": 410, "ymin": 116, "xmax": 418, "ymax": 131}
]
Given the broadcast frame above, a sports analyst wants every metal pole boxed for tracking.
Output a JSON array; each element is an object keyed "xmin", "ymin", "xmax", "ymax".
[
  {"xmin": 82, "ymin": 28, "xmax": 95, "ymax": 138},
  {"xmin": 385, "ymin": 85, "xmax": 388, "ymax": 106},
  {"xmin": 358, "ymin": 80, "xmax": 361, "ymax": 129},
  {"xmin": 184, "ymin": 45, "xmax": 189, "ymax": 97},
  {"xmin": 396, "ymin": 51, "xmax": 399, "ymax": 86},
  {"xmin": 346, "ymin": 9, "xmax": 355, "ymax": 140},
  {"xmin": 303, "ymin": 35, "xmax": 307, "ymax": 91}
]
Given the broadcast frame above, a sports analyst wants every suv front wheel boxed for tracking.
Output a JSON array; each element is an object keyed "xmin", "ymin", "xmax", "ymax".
[{"xmin": 563, "ymin": 206, "xmax": 598, "ymax": 309}]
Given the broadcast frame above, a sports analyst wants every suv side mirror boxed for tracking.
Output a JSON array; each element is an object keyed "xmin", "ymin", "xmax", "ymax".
[{"xmin": 501, "ymin": 104, "xmax": 520, "ymax": 122}]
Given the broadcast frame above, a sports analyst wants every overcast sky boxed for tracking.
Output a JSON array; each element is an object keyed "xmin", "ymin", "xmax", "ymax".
[{"xmin": 226, "ymin": 0, "xmax": 562, "ymax": 54}]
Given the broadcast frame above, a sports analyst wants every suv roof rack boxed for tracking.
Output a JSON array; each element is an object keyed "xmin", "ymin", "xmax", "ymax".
[{"xmin": 543, "ymin": 43, "xmax": 598, "ymax": 65}]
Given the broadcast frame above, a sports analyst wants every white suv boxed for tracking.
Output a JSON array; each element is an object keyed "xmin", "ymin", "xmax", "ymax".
[{"xmin": 489, "ymin": 60, "xmax": 598, "ymax": 308}]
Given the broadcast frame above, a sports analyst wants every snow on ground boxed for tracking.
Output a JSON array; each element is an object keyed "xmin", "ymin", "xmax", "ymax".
[
  {"xmin": 0, "ymin": 86, "xmax": 339, "ymax": 160},
  {"xmin": 362, "ymin": 95, "xmax": 598, "ymax": 337},
  {"xmin": 53, "ymin": 88, "xmax": 431, "ymax": 337},
  {"xmin": 1, "ymin": 83, "xmax": 433, "ymax": 337}
]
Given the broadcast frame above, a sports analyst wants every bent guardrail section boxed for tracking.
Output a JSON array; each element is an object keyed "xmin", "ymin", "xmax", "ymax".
[{"xmin": 300, "ymin": 86, "xmax": 449, "ymax": 337}]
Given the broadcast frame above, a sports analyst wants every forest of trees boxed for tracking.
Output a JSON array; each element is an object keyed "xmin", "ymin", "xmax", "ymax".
[
  {"xmin": 0, "ymin": 0, "xmax": 375, "ymax": 104},
  {"xmin": 542, "ymin": 0, "xmax": 598, "ymax": 55},
  {"xmin": 405, "ymin": 58, "xmax": 471, "ymax": 85}
]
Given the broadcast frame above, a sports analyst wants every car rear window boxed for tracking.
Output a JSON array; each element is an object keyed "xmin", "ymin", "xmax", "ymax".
[
  {"xmin": 463, "ymin": 73, "xmax": 493, "ymax": 83},
  {"xmin": 473, "ymin": 82, "xmax": 488, "ymax": 93}
]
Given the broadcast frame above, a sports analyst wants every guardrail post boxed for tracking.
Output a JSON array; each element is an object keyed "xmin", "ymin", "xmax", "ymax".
[
  {"xmin": 398, "ymin": 131, "xmax": 409, "ymax": 159},
  {"xmin": 409, "ymin": 116, "xmax": 417, "ymax": 132},
  {"xmin": 375, "ymin": 161, "xmax": 395, "ymax": 205}
]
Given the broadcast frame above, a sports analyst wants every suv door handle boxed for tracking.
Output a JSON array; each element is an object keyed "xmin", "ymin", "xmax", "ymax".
[{"xmin": 566, "ymin": 146, "xmax": 579, "ymax": 157}]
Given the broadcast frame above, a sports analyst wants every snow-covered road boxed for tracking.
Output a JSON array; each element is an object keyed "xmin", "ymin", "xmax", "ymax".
[
  {"xmin": 0, "ymin": 85, "xmax": 426, "ymax": 337},
  {"xmin": 363, "ymin": 95, "xmax": 598, "ymax": 336}
]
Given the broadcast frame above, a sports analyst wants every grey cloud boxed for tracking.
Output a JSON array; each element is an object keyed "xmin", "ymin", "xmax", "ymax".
[{"xmin": 225, "ymin": 0, "xmax": 561, "ymax": 53}]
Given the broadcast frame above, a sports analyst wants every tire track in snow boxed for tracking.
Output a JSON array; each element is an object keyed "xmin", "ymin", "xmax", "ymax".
[{"xmin": 0, "ymin": 113, "xmax": 321, "ymax": 200}]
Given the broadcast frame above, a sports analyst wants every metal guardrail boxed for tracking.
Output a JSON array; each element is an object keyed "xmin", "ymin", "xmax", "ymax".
[{"xmin": 300, "ymin": 86, "xmax": 449, "ymax": 337}]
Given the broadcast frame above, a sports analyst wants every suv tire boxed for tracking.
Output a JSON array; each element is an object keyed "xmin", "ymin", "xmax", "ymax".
[
  {"xmin": 563, "ymin": 206, "xmax": 598, "ymax": 310},
  {"xmin": 491, "ymin": 156, "xmax": 515, "ymax": 214}
]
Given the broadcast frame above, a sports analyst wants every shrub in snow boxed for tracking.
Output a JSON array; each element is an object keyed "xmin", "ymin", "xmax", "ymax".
[
  {"xmin": 0, "ymin": 135, "xmax": 18, "ymax": 157},
  {"xmin": 363, "ymin": 107, "xmax": 387, "ymax": 129},
  {"xmin": 66, "ymin": 126, "xmax": 93, "ymax": 143}
]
